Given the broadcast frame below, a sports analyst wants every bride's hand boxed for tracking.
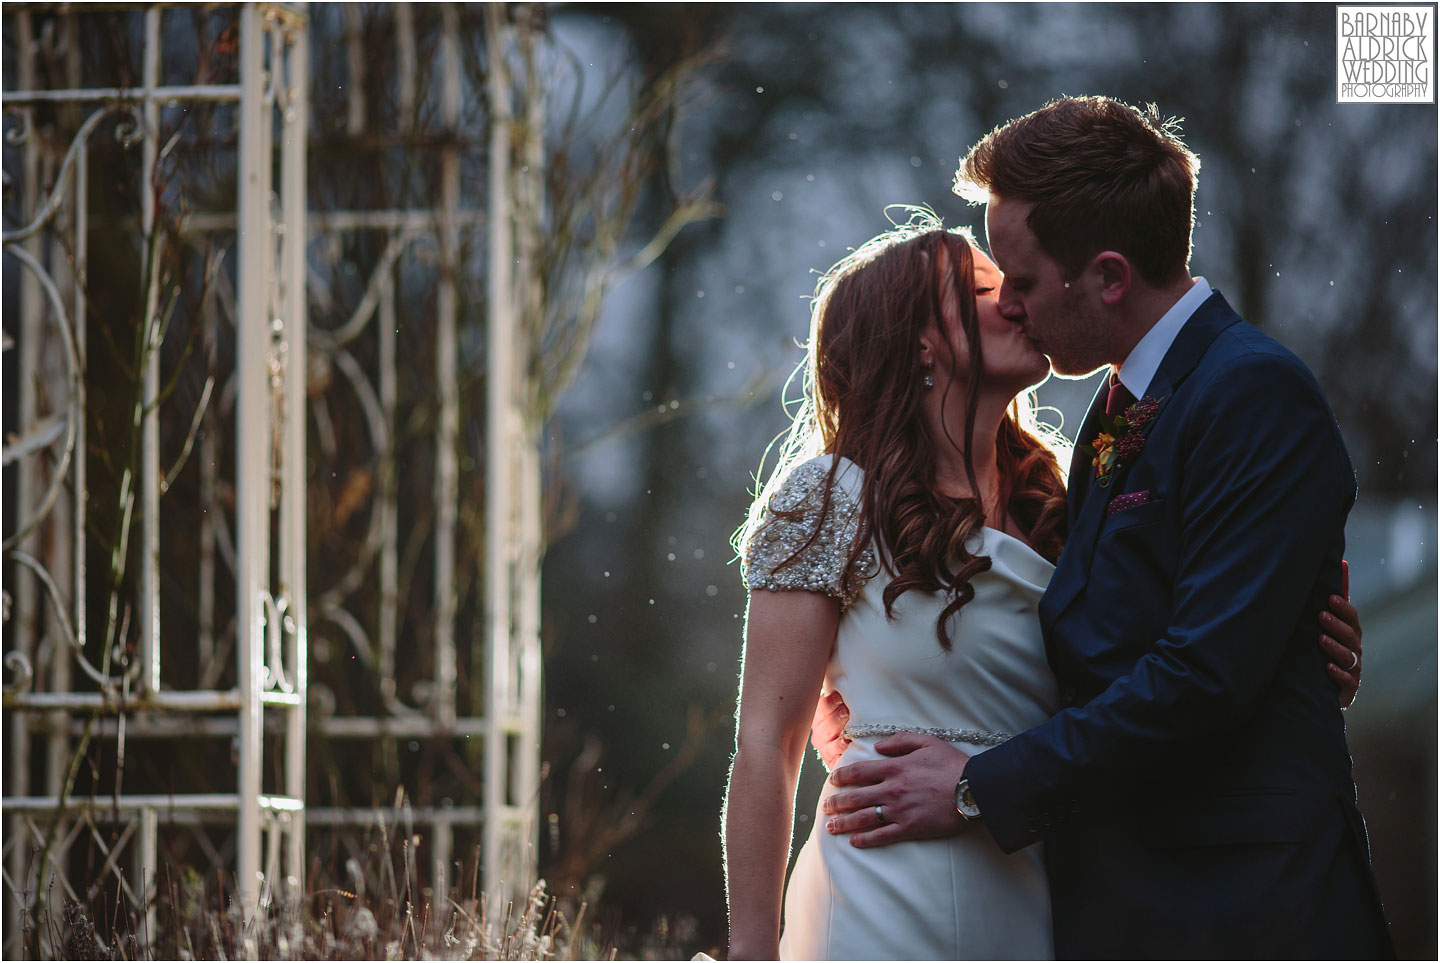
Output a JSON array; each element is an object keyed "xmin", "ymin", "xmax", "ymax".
[
  {"xmin": 810, "ymin": 690, "xmax": 852, "ymax": 771},
  {"xmin": 1318, "ymin": 560, "xmax": 1363, "ymax": 708},
  {"xmin": 822, "ymin": 733, "xmax": 970, "ymax": 847}
]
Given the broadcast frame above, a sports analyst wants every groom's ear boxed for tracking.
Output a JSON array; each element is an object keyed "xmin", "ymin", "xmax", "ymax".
[{"xmin": 1093, "ymin": 251, "xmax": 1131, "ymax": 306}]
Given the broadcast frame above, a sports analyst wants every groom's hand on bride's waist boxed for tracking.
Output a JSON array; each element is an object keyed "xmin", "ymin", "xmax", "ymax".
[{"xmin": 822, "ymin": 733, "xmax": 971, "ymax": 847}]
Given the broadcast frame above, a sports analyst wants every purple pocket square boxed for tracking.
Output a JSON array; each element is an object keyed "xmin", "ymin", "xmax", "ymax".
[{"xmin": 1106, "ymin": 489, "xmax": 1154, "ymax": 520}]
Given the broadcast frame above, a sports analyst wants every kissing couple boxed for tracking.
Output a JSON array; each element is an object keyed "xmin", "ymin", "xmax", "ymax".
[{"xmin": 722, "ymin": 97, "xmax": 1394, "ymax": 959}]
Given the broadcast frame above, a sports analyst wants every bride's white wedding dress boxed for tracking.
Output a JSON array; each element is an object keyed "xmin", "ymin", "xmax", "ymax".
[{"xmin": 744, "ymin": 455, "xmax": 1058, "ymax": 961}]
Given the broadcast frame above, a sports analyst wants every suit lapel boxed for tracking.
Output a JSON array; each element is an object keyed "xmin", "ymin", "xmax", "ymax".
[{"xmin": 1040, "ymin": 290, "xmax": 1244, "ymax": 632}]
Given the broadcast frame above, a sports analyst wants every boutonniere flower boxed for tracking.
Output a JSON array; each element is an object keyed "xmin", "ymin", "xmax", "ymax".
[{"xmin": 1079, "ymin": 396, "xmax": 1165, "ymax": 489}]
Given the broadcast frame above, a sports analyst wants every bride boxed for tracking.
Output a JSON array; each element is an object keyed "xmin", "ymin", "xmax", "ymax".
[{"xmin": 721, "ymin": 214, "xmax": 1364, "ymax": 960}]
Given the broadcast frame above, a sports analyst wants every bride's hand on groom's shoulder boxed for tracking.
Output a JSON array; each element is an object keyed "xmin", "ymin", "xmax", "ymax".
[{"xmin": 822, "ymin": 733, "xmax": 970, "ymax": 847}]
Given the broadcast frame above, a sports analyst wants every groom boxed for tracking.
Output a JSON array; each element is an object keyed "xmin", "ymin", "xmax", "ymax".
[{"xmin": 817, "ymin": 97, "xmax": 1394, "ymax": 957}]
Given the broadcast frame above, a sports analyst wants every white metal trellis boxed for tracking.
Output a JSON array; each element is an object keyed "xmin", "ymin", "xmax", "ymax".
[
  {"xmin": 2, "ymin": 2, "xmax": 308, "ymax": 950},
  {"xmin": 4, "ymin": 5, "xmax": 552, "ymax": 953},
  {"xmin": 291, "ymin": 0, "xmax": 544, "ymax": 908}
]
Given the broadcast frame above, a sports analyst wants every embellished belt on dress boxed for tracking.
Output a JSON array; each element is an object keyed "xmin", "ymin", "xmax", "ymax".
[{"xmin": 842, "ymin": 723, "xmax": 1011, "ymax": 747}]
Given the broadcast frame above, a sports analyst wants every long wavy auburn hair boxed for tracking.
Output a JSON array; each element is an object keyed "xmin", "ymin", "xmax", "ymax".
[{"xmin": 740, "ymin": 212, "xmax": 1071, "ymax": 649}]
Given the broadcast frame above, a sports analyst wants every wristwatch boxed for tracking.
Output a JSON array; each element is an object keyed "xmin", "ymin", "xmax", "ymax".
[{"xmin": 954, "ymin": 776, "xmax": 981, "ymax": 821}]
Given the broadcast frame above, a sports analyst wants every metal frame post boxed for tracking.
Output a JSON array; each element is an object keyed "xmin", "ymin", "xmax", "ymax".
[
  {"xmin": 479, "ymin": 0, "xmax": 546, "ymax": 902},
  {"xmin": 279, "ymin": 3, "xmax": 310, "ymax": 901},
  {"xmin": 7, "ymin": 12, "xmax": 40, "ymax": 942},
  {"xmin": 483, "ymin": 1, "xmax": 517, "ymax": 898},
  {"xmin": 235, "ymin": 0, "xmax": 271, "ymax": 916},
  {"xmin": 514, "ymin": 5, "xmax": 546, "ymax": 890},
  {"xmin": 136, "ymin": 8, "xmax": 163, "ymax": 925},
  {"xmin": 435, "ymin": 4, "xmax": 461, "ymax": 734}
]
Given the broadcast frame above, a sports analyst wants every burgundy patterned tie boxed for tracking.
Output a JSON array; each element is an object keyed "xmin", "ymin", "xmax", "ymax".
[{"xmin": 1105, "ymin": 373, "xmax": 1136, "ymax": 417}]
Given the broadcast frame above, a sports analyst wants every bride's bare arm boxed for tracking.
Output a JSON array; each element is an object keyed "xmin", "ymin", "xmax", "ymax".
[{"xmin": 724, "ymin": 589, "xmax": 839, "ymax": 961}]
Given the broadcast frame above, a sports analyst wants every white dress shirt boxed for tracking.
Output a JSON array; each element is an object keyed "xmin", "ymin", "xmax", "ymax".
[{"xmin": 1115, "ymin": 276, "xmax": 1213, "ymax": 398}]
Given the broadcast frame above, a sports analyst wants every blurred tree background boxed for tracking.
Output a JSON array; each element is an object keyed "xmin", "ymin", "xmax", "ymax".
[{"xmin": 539, "ymin": 3, "xmax": 1436, "ymax": 956}]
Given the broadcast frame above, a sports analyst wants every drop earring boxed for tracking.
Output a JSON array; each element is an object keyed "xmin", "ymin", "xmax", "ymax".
[{"xmin": 922, "ymin": 362, "xmax": 935, "ymax": 390}]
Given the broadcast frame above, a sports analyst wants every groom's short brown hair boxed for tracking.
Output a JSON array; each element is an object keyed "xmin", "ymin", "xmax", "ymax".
[{"xmin": 954, "ymin": 96, "xmax": 1200, "ymax": 286}]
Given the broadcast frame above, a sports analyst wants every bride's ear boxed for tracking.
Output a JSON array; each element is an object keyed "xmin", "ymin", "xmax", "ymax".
[{"xmin": 917, "ymin": 328, "xmax": 940, "ymax": 368}]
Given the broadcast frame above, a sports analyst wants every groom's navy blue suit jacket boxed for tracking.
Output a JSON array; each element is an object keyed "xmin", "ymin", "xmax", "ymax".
[{"xmin": 965, "ymin": 292, "xmax": 1393, "ymax": 958}]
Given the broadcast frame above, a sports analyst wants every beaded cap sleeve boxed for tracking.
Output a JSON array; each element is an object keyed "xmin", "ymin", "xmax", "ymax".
[{"xmin": 742, "ymin": 458, "xmax": 876, "ymax": 609}]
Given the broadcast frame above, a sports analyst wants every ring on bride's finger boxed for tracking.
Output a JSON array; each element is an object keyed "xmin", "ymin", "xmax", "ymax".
[
  {"xmin": 875, "ymin": 805, "xmax": 886, "ymax": 825},
  {"xmin": 1347, "ymin": 650, "xmax": 1359, "ymax": 671}
]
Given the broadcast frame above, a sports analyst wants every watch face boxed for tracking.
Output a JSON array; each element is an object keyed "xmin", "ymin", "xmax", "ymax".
[{"xmin": 955, "ymin": 779, "xmax": 981, "ymax": 819}]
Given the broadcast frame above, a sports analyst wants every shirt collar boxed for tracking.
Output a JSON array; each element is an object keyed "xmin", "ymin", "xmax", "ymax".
[{"xmin": 1116, "ymin": 276, "xmax": 1212, "ymax": 398}]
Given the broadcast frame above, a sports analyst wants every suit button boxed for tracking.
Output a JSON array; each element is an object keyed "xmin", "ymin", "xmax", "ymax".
[{"xmin": 1060, "ymin": 687, "xmax": 1076, "ymax": 707}]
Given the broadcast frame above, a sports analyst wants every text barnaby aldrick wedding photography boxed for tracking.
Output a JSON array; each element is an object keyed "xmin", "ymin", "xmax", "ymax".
[{"xmin": 1337, "ymin": 5, "xmax": 1435, "ymax": 103}]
